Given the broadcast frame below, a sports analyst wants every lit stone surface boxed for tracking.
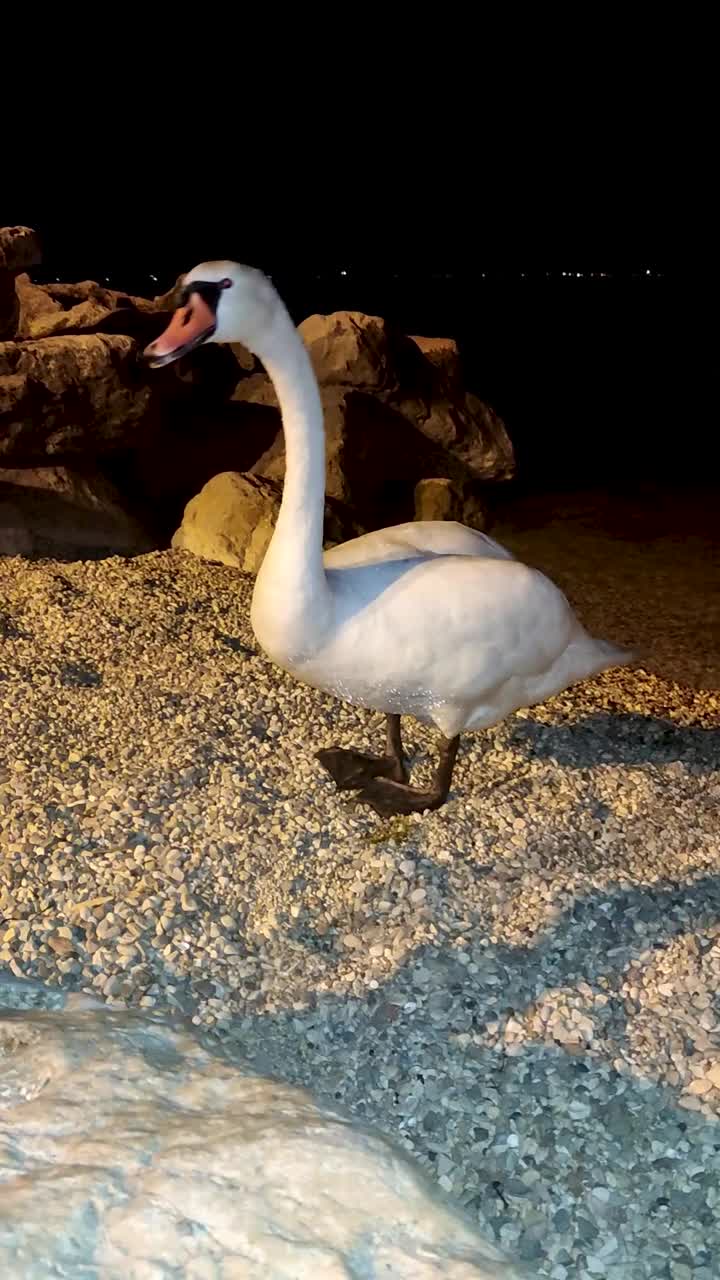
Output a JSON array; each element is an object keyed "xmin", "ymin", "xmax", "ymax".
[{"xmin": 0, "ymin": 981, "xmax": 525, "ymax": 1279}]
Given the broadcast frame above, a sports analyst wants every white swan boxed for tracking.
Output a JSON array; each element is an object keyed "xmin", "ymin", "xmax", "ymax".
[{"xmin": 145, "ymin": 263, "xmax": 631, "ymax": 816}]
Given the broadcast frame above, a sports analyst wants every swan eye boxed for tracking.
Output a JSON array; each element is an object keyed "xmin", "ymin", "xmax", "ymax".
[{"xmin": 220, "ymin": 277, "xmax": 233, "ymax": 289}]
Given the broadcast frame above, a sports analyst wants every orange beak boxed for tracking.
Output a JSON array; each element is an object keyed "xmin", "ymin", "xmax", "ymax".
[{"xmin": 143, "ymin": 293, "xmax": 217, "ymax": 367}]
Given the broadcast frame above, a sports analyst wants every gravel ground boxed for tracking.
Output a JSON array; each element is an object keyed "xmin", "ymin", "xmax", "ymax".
[{"xmin": 0, "ymin": 524, "xmax": 719, "ymax": 1279}]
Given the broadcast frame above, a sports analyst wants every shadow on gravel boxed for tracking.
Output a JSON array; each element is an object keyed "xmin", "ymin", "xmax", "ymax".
[
  {"xmin": 507, "ymin": 712, "xmax": 720, "ymax": 771},
  {"xmin": 221, "ymin": 873, "xmax": 720, "ymax": 1273}
]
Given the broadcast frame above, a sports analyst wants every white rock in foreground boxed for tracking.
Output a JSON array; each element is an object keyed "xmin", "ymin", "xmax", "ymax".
[{"xmin": 0, "ymin": 992, "xmax": 528, "ymax": 1279}]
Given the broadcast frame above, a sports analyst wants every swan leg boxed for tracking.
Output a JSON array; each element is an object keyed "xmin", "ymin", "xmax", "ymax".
[
  {"xmin": 316, "ymin": 714, "xmax": 408, "ymax": 790},
  {"xmin": 357, "ymin": 734, "xmax": 460, "ymax": 816}
]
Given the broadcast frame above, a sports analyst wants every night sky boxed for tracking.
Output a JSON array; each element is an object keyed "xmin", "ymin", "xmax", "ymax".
[{"xmin": 9, "ymin": 118, "xmax": 712, "ymax": 491}]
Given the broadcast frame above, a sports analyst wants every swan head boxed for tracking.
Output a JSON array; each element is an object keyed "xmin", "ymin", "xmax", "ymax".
[{"xmin": 143, "ymin": 261, "xmax": 278, "ymax": 368}]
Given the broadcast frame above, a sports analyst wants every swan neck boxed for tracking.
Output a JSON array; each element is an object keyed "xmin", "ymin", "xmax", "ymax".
[{"xmin": 255, "ymin": 309, "xmax": 327, "ymax": 591}]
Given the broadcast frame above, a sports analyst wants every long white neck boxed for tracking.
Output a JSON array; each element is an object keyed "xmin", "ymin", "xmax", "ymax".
[{"xmin": 251, "ymin": 304, "xmax": 331, "ymax": 656}]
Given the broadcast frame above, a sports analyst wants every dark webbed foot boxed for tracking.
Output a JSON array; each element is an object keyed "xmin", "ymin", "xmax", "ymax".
[
  {"xmin": 316, "ymin": 747, "xmax": 406, "ymax": 790},
  {"xmin": 356, "ymin": 776, "xmax": 447, "ymax": 816},
  {"xmin": 356, "ymin": 733, "xmax": 460, "ymax": 816},
  {"xmin": 316, "ymin": 713, "xmax": 408, "ymax": 791}
]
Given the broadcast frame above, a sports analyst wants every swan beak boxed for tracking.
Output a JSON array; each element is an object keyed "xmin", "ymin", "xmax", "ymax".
[{"xmin": 143, "ymin": 294, "xmax": 217, "ymax": 368}]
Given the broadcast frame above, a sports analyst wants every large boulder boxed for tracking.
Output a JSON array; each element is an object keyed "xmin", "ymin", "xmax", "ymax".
[
  {"xmin": 406, "ymin": 392, "xmax": 515, "ymax": 483},
  {"xmin": 241, "ymin": 383, "xmax": 488, "ymax": 532},
  {"xmin": 0, "ymin": 465, "xmax": 152, "ymax": 559},
  {"xmin": 410, "ymin": 334, "xmax": 462, "ymax": 385},
  {"xmin": 252, "ymin": 387, "xmax": 443, "ymax": 524},
  {"xmin": 231, "ymin": 311, "xmax": 514, "ymax": 532},
  {"xmin": 0, "ymin": 226, "xmax": 42, "ymax": 274},
  {"xmin": 298, "ymin": 313, "xmax": 514, "ymax": 481},
  {"xmin": 13, "ymin": 274, "xmax": 62, "ymax": 336},
  {"xmin": 0, "ymin": 988, "xmax": 526, "ymax": 1277},
  {"xmin": 0, "ymin": 227, "xmax": 43, "ymax": 340},
  {"xmin": 16, "ymin": 276, "xmax": 162, "ymax": 341},
  {"xmin": 172, "ymin": 470, "xmax": 360, "ymax": 571},
  {"xmin": 0, "ymin": 333, "xmax": 153, "ymax": 463},
  {"xmin": 299, "ymin": 311, "xmax": 401, "ymax": 391}
]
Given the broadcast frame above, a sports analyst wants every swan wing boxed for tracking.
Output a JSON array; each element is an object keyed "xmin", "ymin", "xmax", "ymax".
[{"xmin": 324, "ymin": 520, "xmax": 514, "ymax": 570}]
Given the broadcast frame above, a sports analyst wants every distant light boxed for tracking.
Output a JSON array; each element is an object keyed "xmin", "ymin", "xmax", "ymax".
[
  {"xmin": 576, "ymin": 272, "xmax": 582, "ymax": 278},
  {"xmin": 340, "ymin": 269, "xmax": 347, "ymax": 277},
  {"xmin": 645, "ymin": 269, "xmax": 651, "ymax": 276},
  {"xmin": 150, "ymin": 274, "xmax": 158, "ymax": 283}
]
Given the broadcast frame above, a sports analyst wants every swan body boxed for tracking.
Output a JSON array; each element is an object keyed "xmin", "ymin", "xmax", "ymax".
[{"xmin": 145, "ymin": 262, "xmax": 631, "ymax": 813}]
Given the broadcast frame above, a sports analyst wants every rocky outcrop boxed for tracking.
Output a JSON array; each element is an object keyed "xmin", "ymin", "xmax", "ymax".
[
  {"xmin": 0, "ymin": 227, "xmax": 42, "ymax": 340},
  {"xmin": 297, "ymin": 312, "xmax": 514, "ymax": 482},
  {"xmin": 410, "ymin": 334, "xmax": 462, "ymax": 384},
  {"xmin": 233, "ymin": 311, "xmax": 512, "ymax": 533},
  {"xmin": 0, "ymin": 226, "xmax": 515, "ymax": 562},
  {"xmin": 0, "ymin": 226, "xmax": 42, "ymax": 274},
  {"xmin": 0, "ymin": 987, "xmax": 526, "ymax": 1278},
  {"xmin": 0, "ymin": 465, "xmax": 152, "ymax": 559},
  {"xmin": 300, "ymin": 310, "xmax": 401, "ymax": 391},
  {"xmin": 247, "ymin": 384, "xmax": 475, "ymax": 530},
  {"xmin": 172, "ymin": 470, "xmax": 361, "ymax": 570},
  {"xmin": 0, "ymin": 333, "xmax": 153, "ymax": 463},
  {"xmin": 16, "ymin": 275, "xmax": 162, "ymax": 341}
]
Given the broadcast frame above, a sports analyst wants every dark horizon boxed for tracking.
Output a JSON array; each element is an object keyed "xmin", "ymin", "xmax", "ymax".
[{"xmin": 9, "ymin": 211, "xmax": 713, "ymax": 493}]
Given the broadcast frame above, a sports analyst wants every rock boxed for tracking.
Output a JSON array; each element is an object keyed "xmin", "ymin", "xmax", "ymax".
[
  {"xmin": 248, "ymin": 384, "xmax": 489, "ymax": 532},
  {"xmin": 16, "ymin": 277, "xmax": 162, "ymax": 342},
  {"xmin": 13, "ymin": 274, "xmax": 62, "ymax": 337},
  {"xmin": 44, "ymin": 280, "xmax": 158, "ymax": 314},
  {"xmin": 23, "ymin": 298, "xmax": 114, "ymax": 339},
  {"xmin": 0, "ymin": 228, "xmax": 43, "ymax": 341},
  {"xmin": 0, "ymin": 276, "xmax": 19, "ymax": 343},
  {"xmin": 0, "ymin": 334, "xmax": 153, "ymax": 464},
  {"xmin": 407, "ymin": 392, "xmax": 515, "ymax": 483},
  {"xmin": 299, "ymin": 311, "xmax": 400, "ymax": 391},
  {"xmin": 704, "ymin": 1062, "xmax": 720, "ymax": 1089},
  {"xmin": 410, "ymin": 334, "xmax": 462, "ymax": 385},
  {"xmin": 0, "ymin": 465, "xmax": 152, "ymax": 559},
  {"xmin": 0, "ymin": 995, "xmax": 525, "ymax": 1278},
  {"xmin": 172, "ymin": 471, "xmax": 360, "ymax": 571},
  {"xmin": 234, "ymin": 311, "xmax": 513, "ymax": 529},
  {"xmin": 250, "ymin": 386, "xmax": 465, "ymax": 529},
  {"xmin": 172, "ymin": 471, "xmax": 280, "ymax": 571},
  {"xmin": 298, "ymin": 312, "xmax": 513, "ymax": 482},
  {"xmin": 415, "ymin": 477, "xmax": 464, "ymax": 522},
  {"xmin": 0, "ymin": 227, "xmax": 42, "ymax": 274}
]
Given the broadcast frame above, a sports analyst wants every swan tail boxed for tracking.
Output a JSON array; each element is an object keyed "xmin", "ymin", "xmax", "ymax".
[{"xmin": 574, "ymin": 633, "xmax": 635, "ymax": 680}]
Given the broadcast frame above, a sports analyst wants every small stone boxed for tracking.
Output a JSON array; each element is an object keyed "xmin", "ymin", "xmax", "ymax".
[
  {"xmin": 686, "ymin": 1078, "xmax": 713, "ymax": 1096},
  {"xmin": 704, "ymin": 1062, "xmax": 720, "ymax": 1089},
  {"xmin": 47, "ymin": 935, "xmax": 74, "ymax": 957}
]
